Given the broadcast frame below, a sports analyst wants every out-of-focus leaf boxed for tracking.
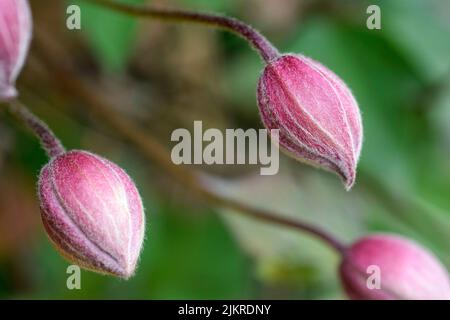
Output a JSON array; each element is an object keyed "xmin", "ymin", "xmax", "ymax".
[
  {"xmin": 416, "ymin": 82, "xmax": 450, "ymax": 223},
  {"xmin": 203, "ymin": 164, "xmax": 372, "ymax": 298},
  {"xmin": 287, "ymin": 18, "xmax": 420, "ymax": 190},
  {"xmin": 134, "ymin": 203, "xmax": 252, "ymax": 299},
  {"xmin": 204, "ymin": 162, "xmax": 450, "ymax": 297},
  {"xmin": 180, "ymin": 0, "xmax": 235, "ymax": 13},
  {"xmin": 74, "ymin": 0, "xmax": 145, "ymax": 71},
  {"xmin": 379, "ymin": 0, "xmax": 450, "ymax": 83},
  {"xmin": 223, "ymin": 52, "xmax": 262, "ymax": 115},
  {"xmin": 286, "ymin": 17, "xmax": 450, "ymax": 259},
  {"xmin": 430, "ymin": 82, "xmax": 450, "ymax": 152}
]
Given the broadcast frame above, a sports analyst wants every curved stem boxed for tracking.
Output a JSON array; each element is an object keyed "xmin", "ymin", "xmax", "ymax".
[
  {"xmin": 88, "ymin": 0, "xmax": 280, "ymax": 63},
  {"xmin": 8, "ymin": 100, "xmax": 65, "ymax": 158},
  {"xmin": 77, "ymin": 2, "xmax": 345, "ymax": 253},
  {"xmin": 197, "ymin": 187, "xmax": 348, "ymax": 255},
  {"xmin": 69, "ymin": 78, "xmax": 346, "ymax": 254},
  {"xmin": 32, "ymin": 30, "xmax": 346, "ymax": 256}
]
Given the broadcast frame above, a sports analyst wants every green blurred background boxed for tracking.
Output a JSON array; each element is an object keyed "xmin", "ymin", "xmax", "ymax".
[{"xmin": 1, "ymin": 0, "xmax": 450, "ymax": 299}]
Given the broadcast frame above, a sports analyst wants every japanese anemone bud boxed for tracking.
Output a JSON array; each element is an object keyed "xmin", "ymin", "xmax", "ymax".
[
  {"xmin": 257, "ymin": 54, "xmax": 362, "ymax": 190},
  {"xmin": 0, "ymin": 0, "xmax": 32, "ymax": 101},
  {"xmin": 340, "ymin": 234, "xmax": 450, "ymax": 300},
  {"xmin": 38, "ymin": 150, "xmax": 145, "ymax": 279}
]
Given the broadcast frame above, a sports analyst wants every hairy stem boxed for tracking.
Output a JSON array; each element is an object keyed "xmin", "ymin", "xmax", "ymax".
[
  {"xmin": 8, "ymin": 100, "xmax": 65, "ymax": 158},
  {"xmin": 31, "ymin": 30, "xmax": 346, "ymax": 256},
  {"xmin": 88, "ymin": 0, "xmax": 280, "ymax": 63}
]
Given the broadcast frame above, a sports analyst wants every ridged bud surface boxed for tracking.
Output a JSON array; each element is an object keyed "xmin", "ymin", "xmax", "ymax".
[
  {"xmin": 257, "ymin": 54, "xmax": 362, "ymax": 189},
  {"xmin": 38, "ymin": 150, "xmax": 145, "ymax": 279},
  {"xmin": 0, "ymin": 0, "xmax": 32, "ymax": 101}
]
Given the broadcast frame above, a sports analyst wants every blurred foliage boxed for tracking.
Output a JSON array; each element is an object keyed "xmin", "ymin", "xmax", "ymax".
[
  {"xmin": 1, "ymin": 0, "xmax": 450, "ymax": 299},
  {"xmin": 72, "ymin": 0, "xmax": 146, "ymax": 71}
]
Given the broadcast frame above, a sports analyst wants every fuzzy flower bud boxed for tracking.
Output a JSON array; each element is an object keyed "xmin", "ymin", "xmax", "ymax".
[
  {"xmin": 38, "ymin": 150, "xmax": 145, "ymax": 279},
  {"xmin": 257, "ymin": 54, "xmax": 362, "ymax": 189},
  {"xmin": 0, "ymin": 0, "xmax": 32, "ymax": 101},
  {"xmin": 340, "ymin": 234, "xmax": 450, "ymax": 300}
]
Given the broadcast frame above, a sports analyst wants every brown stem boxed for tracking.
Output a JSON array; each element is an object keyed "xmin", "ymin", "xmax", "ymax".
[
  {"xmin": 8, "ymin": 100, "xmax": 65, "ymax": 158},
  {"xmin": 31, "ymin": 30, "xmax": 346, "ymax": 256},
  {"xmin": 87, "ymin": 0, "xmax": 280, "ymax": 63}
]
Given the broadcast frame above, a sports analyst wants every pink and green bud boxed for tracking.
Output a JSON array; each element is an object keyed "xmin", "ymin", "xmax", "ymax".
[
  {"xmin": 38, "ymin": 150, "xmax": 145, "ymax": 279},
  {"xmin": 257, "ymin": 54, "xmax": 362, "ymax": 189},
  {"xmin": 340, "ymin": 234, "xmax": 450, "ymax": 300},
  {"xmin": 0, "ymin": 0, "xmax": 32, "ymax": 101}
]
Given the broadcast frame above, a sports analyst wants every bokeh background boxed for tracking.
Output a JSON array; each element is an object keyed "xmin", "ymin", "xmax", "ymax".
[{"xmin": 1, "ymin": 0, "xmax": 450, "ymax": 299}]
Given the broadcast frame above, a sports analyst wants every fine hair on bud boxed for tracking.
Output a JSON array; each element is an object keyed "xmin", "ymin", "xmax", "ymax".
[
  {"xmin": 38, "ymin": 150, "xmax": 146, "ymax": 279},
  {"xmin": 257, "ymin": 54, "xmax": 363, "ymax": 190},
  {"xmin": 0, "ymin": 0, "xmax": 32, "ymax": 101}
]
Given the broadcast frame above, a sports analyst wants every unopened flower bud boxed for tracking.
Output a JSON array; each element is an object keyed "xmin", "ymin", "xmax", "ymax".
[
  {"xmin": 257, "ymin": 54, "xmax": 362, "ymax": 189},
  {"xmin": 340, "ymin": 234, "xmax": 450, "ymax": 300},
  {"xmin": 0, "ymin": 0, "xmax": 32, "ymax": 101},
  {"xmin": 38, "ymin": 150, "xmax": 145, "ymax": 279}
]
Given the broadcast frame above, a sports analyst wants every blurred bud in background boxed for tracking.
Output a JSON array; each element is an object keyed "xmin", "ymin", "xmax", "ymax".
[
  {"xmin": 0, "ymin": 0, "xmax": 32, "ymax": 101},
  {"xmin": 340, "ymin": 234, "xmax": 450, "ymax": 300}
]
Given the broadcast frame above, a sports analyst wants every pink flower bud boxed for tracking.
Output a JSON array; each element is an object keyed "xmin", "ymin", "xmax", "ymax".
[
  {"xmin": 38, "ymin": 150, "xmax": 145, "ymax": 279},
  {"xmin": 340, "ymin": 234, "xmax": 450, "ymax": 300},
  {"xmin": 257, "ymin": 54, "xmax": 362, "ymax": 189},
  {"xmin": 0, "ymin": 0, "xmax": 32, "ymax": 101}
]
